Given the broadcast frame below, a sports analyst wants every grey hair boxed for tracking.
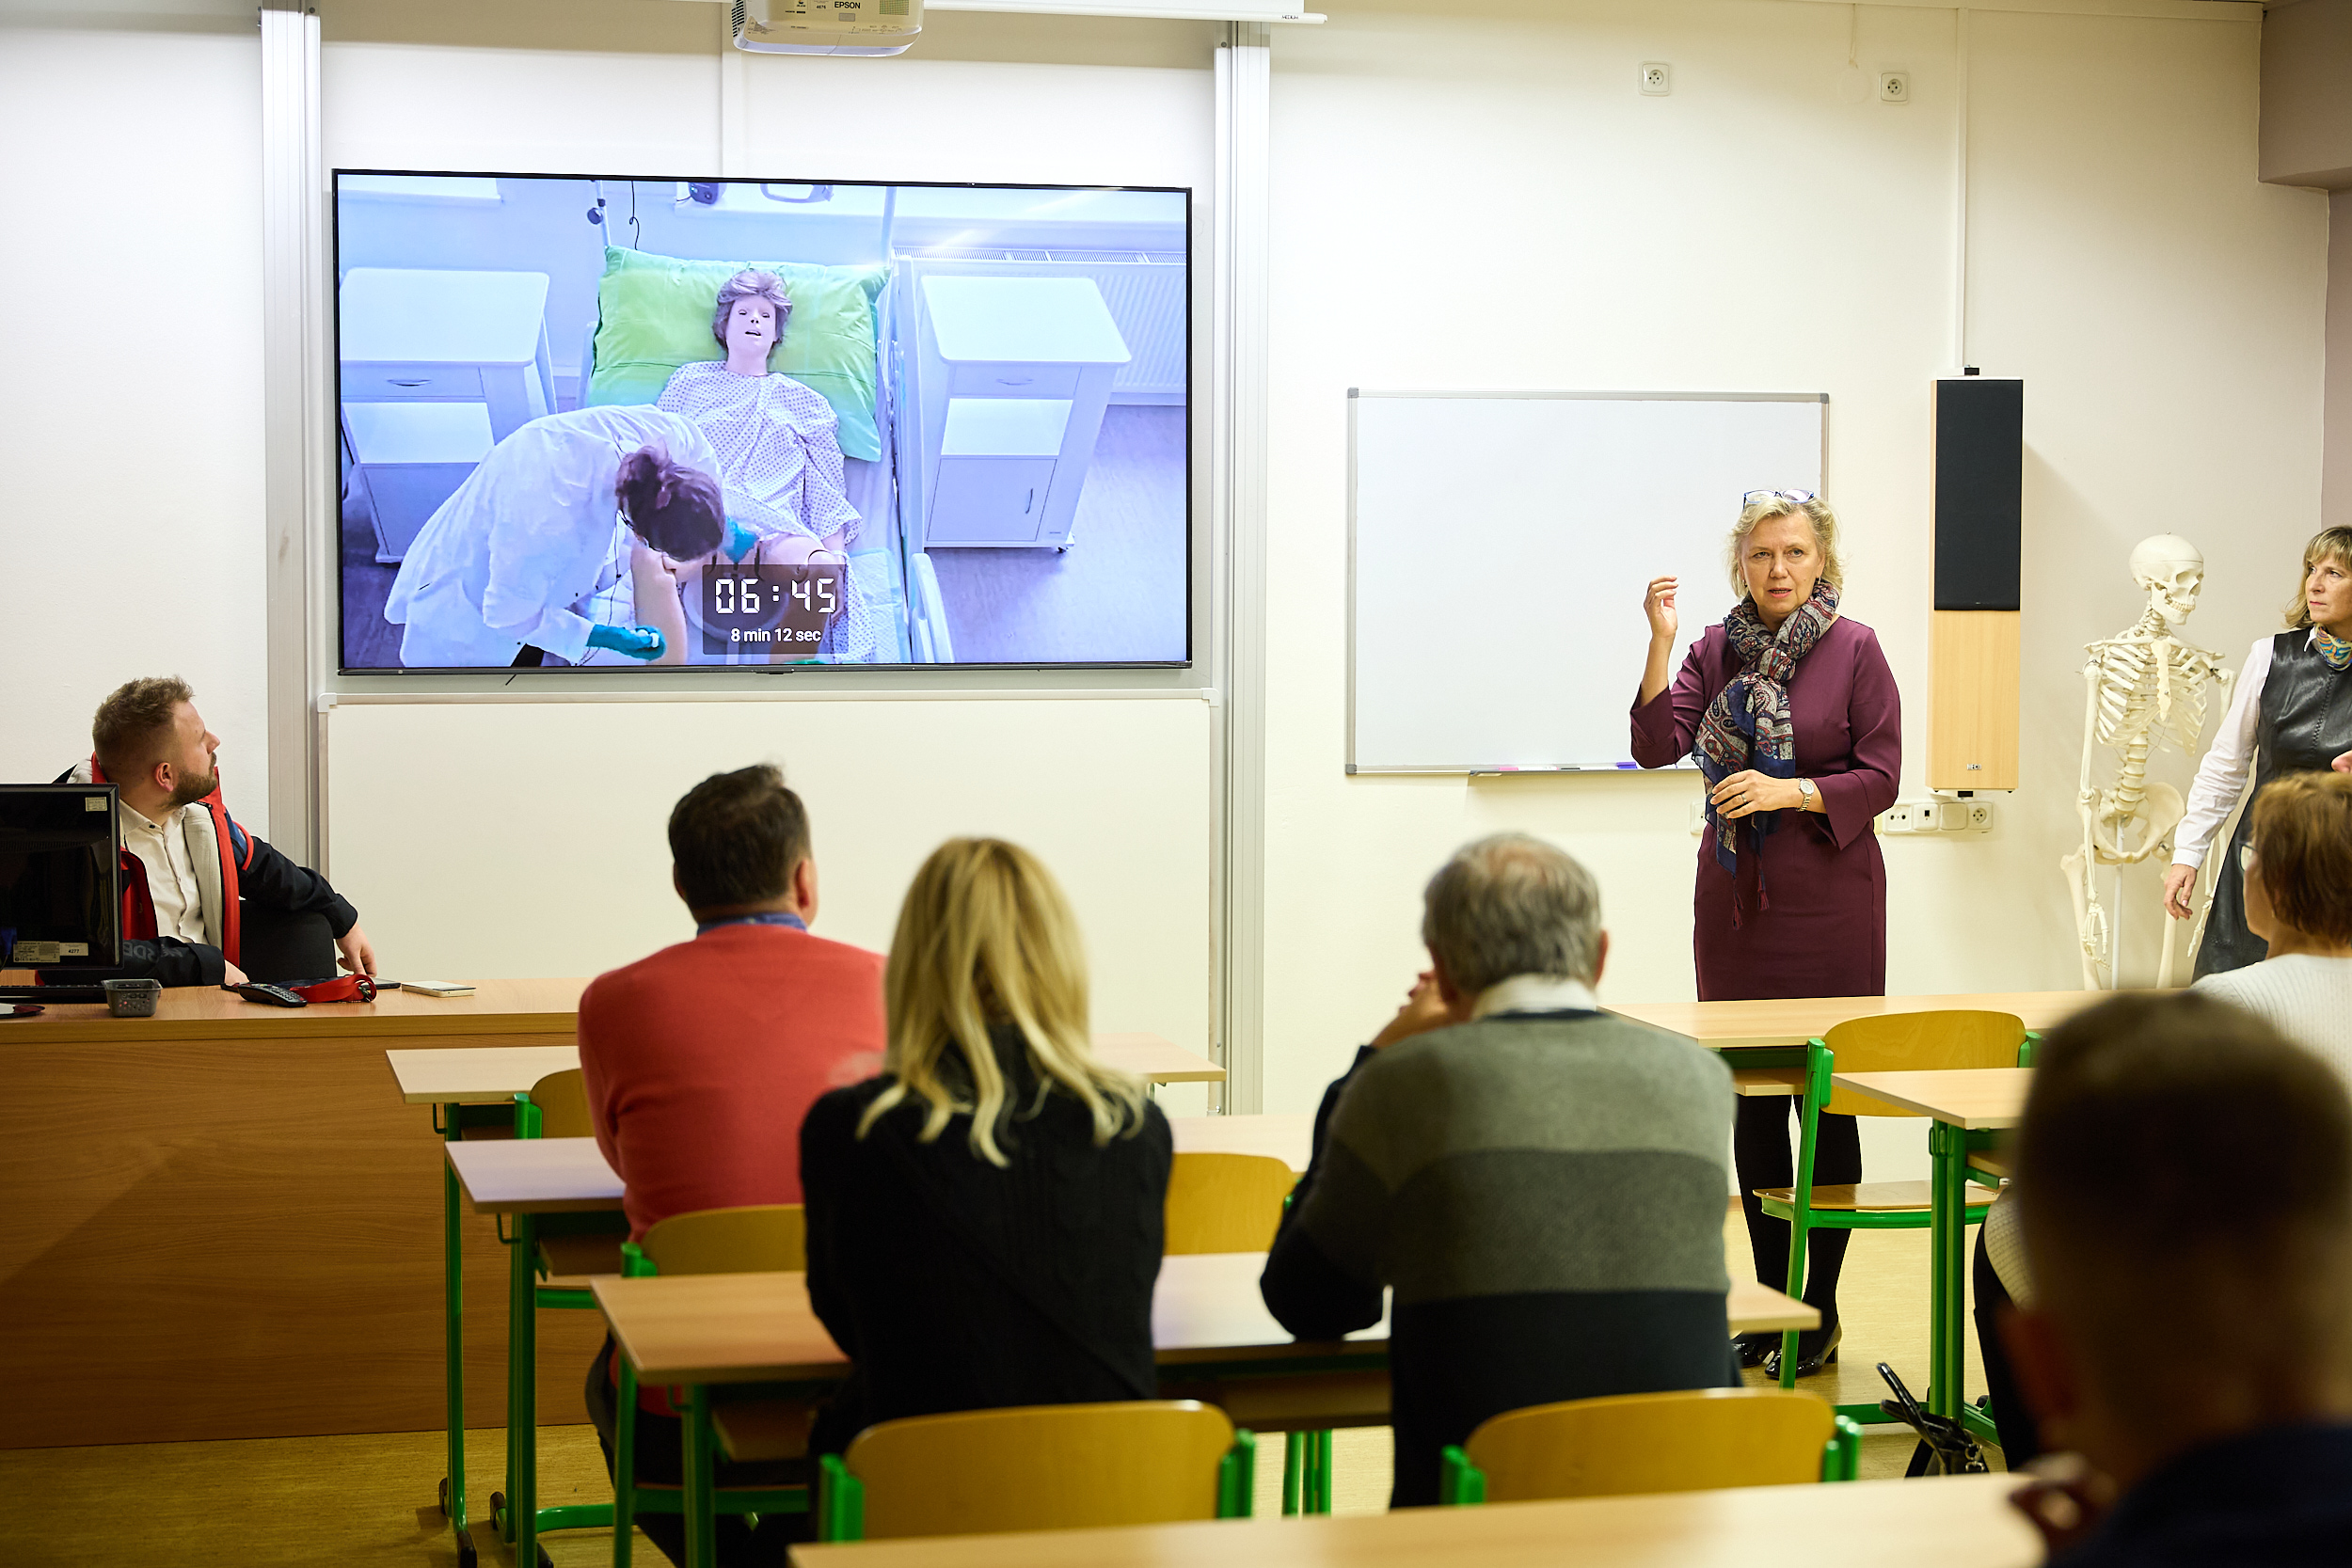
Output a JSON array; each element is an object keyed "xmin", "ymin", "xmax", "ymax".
[
  {"xmin": 1421, "ymin": 833, "xmax": 1603, "ymax": 997},
  {"xmin": 711, "ymin": 268, "xmax": 793, "ymax": 348},
  {"xmin": 1726, "ymin": 494, "xmax": 1844, "ymax": 596}
]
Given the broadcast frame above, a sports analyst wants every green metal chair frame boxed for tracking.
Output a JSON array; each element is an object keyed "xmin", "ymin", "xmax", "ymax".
[
  {"xmin": 1438, "ymin": 1411, "xmax": 1863, "ymax": 1503},
  {"xmin": 1758, "ymin": 1017, "xmax": 2033, "ymax": 1432},
  {"xmin": 609, "ymin": 1244, "xmax": 811, "ymax": 1568},
  {"xmin": 492, "ymin": 1085, "xmax": 632, "ymax": 1554},
  {"xmin": 813, "ymin": 1418, "xmax": 1255, "ymax": 1542}
]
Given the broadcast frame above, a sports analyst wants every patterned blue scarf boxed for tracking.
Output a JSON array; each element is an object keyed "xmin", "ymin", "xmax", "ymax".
[{"xmin": 1692, "ymin": 578, "xmax": 1840, "ymax": 907}]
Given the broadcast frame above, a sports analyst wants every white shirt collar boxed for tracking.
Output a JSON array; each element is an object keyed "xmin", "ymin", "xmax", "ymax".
[{"xmin": 1470, "ymin": 973, "xmax": 1600, "ymax": 1020}]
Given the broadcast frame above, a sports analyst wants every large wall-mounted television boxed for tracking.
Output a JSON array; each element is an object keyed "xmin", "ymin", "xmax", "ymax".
[{"xmin": 332, "ymin": 171, "xmax": 1191, "ymax": 672}]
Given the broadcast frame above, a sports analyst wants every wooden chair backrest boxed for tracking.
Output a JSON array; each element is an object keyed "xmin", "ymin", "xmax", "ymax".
[
  {"xmin": 641, "ymin": 1204, "xmax": 806, "ymax": 1275},
  {"xmin": 1164, "ymin": 1153, "xmax": 1295, "ymax": 1255},
  {"xmin": 1466, "ymin": 1387, "xmax": 1835, "ymax": 1500},
  {"xmin": 1820, "ymin": 1010, "xmax": 2027, "ymax": 1118},
  {"xmin": 527, "ymin": 1069, "xmax": 594, "ymax": 1139},
  {"xmin": 846, "ymin": 1401, "xmax": 1235, "ymax": 1539}
]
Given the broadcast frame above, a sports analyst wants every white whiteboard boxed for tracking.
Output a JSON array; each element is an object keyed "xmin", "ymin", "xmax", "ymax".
[{"xmin": 1348, "ymin": 391, "xmax": 1825, "ymax": 773}]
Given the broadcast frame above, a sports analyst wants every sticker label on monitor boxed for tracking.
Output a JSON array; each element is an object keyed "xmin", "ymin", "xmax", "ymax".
[
  {"xmin": 700, "ymin": 564, "xmax": 844, "ymax": 657},
  {"xmin": 84, "ymin": 796, "xmax": 107, "ymax": 812},
  {"xmin": 10, "ymin": 941, "xmax": 86, "ymax": 963}
]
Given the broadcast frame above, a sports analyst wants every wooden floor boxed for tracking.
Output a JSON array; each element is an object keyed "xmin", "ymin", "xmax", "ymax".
[{"xmin": 0, "ymin": 1213, "xmax": 2001, "ymax": 1566}]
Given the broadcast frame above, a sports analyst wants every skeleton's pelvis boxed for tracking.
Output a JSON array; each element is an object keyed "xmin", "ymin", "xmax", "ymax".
[{"xmin": 2090, "ymin": 782, "xmax": 2185, "ymax": 865}]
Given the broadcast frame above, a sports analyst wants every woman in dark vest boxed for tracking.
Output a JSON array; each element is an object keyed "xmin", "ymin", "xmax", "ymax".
[{"xmin": 2167, "ymin": 528, "xmax": 2352, "ymax": 976}]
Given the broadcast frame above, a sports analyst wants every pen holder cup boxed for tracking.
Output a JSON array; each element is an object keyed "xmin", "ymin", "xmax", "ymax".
[{"xmin": 103, "ymin": 978, "xmax": 162, "ymax": 1018}]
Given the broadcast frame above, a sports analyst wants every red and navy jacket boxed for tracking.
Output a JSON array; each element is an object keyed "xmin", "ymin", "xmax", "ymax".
[{"xmin": 56, "ymin": 758, "xmax": 357, "ymax": 988}]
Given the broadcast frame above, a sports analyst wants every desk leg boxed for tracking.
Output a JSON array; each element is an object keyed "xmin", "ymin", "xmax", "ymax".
[
  {"xmin": 437, "ymin": 1105, "xmax": 476, "ymax": 1567},
  {"xmin": 684, "ymin": 1385, "xmax": 717, "ymax": 1568},
  {"xmin": 1927, "ymin": 1119, "xmax": 1965, "ymax": 1422},
  {"xmin": 511, "ymin": 1210, "xmax": 542, "ymax": 1568}
]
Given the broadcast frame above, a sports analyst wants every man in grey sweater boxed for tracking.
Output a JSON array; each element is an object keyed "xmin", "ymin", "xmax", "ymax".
[{"xmin": 1261, "ymin": 832, "xmax": 1738, "ymax": 1506}]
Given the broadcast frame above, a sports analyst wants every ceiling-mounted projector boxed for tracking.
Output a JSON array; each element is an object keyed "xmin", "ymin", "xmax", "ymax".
[{"xmin": 732, "ymin": 0, "xmax": 922, "ymax": 55}]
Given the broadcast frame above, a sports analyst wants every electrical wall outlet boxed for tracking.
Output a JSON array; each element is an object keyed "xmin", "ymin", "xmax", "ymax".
[
  {"xmin": 1688, "ymin": 799, "xmax": 1707, "ymax": 836},
  {"xmin": 1879, "ymin": 796, "xmax": 1994, "ymax": 835},
  {"xmin": 1879, "ymin": 70, "xmax": 1910, "ymax": 103},
  {"xmin": 1641, "ymin": 61, "xmax": 1672, "ymax": 96}
]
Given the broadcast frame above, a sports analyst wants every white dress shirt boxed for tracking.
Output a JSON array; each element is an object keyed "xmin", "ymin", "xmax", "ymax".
[
  {"xmin": 1470, "ymin": 974, "xmax": 1601, "ymax": 1019},
  {"xmin": 119, "ymin": 801, "xmax": 208, "ymax": 943},
  {"xmin": 2172, "ymin": 630, "xmax": 2316, "ymax": 870}
]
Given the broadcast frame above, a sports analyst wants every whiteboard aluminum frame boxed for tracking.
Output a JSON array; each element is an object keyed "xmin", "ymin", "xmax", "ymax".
[{"xmin": 1344, "ymin": 388, "xmax": 1829, "ymax": 776}]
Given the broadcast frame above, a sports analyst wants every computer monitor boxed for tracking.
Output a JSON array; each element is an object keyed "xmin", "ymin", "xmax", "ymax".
[{"xmin": 0, "ymin": 784, "xmax": 121, "ymax": 970}]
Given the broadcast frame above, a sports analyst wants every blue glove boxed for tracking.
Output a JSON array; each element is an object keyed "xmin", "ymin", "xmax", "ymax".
[
  {"xmin": 585, "ymin": 624, "xmax": 666, "ymax": 661},
  {"xmin": 722, "ymin": 517, "xmax": 760, "ymax": 563}
]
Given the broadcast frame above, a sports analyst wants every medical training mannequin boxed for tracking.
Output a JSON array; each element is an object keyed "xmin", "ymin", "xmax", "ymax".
[
  {"xmin": 653, "ymin": 270, "xmax": 880, "ymax": 663},
  {"xmin": 386, "ymin": 405, "xmax": 726, "ymax": 668}
]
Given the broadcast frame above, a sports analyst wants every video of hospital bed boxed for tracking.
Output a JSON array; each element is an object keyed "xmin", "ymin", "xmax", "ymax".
[{"xmin": 333, "ymin": 171, "xmax": 1192, "ymax": 672}]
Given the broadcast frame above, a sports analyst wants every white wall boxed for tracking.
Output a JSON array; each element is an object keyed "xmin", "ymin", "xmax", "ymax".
[
  {"xmin": 1256, "ymin": 0, "xmax": 2328, "ymax": 1131},
  {"xmin": 326, "ymin": 696, "xmax": 1214, "ymax": 1054},
  {"xmin": 0, "ymin": 5, "xmax": 273, "ymax": 831}
]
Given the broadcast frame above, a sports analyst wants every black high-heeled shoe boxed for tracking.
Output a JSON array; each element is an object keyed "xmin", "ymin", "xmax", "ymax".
[
  {"xmin": 1763, "ymin": 1322, "xmax": 1843, "ymax": 1380},
  {"xmin": 1733, "ymin": 1331, "xmax": 1777, "ymax": 1370}
]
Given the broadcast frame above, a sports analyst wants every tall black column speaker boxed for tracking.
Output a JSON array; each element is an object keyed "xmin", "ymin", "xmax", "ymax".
[
  {"xmin": 1930, "ymin": 376, "xmax": 2023, "ymax": 790},
  {"xmin": 1933, "ymin": 376, "xmax": 2023, "ymax": 610}
]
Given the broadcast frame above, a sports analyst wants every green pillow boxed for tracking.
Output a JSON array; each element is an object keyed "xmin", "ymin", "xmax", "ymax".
[{"xmin": 584, "ymin": 247, "xmax": 887, "ymax": 462}]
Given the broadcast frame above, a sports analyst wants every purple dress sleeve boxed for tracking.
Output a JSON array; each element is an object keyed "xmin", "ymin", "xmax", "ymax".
[
  {"xmin": 1815, "ymin": 627, "xmax": 1901, "ymax": 848},
  {"xmin": 1630, "ymin": 633, "xmax": 1718, "ymax": 768}
]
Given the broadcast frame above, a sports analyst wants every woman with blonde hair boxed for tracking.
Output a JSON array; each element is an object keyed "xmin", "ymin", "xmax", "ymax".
[
  {"xmin": 2166, "ymin": 527, "xmax": 2352, "ymax": 976},
  {"xmin": 799, "ymin": 837, "xmax": 1171, "ymax": 1456},
  {"xmin": 1630, "ymin": 490, "xmax": 1902, "ymax": 1378}
]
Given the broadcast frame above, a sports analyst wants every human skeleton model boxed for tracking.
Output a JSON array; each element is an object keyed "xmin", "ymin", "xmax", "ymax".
[{"xmin": 2060, "ymin": 536, "xmax": 2230, "ymax": 990}]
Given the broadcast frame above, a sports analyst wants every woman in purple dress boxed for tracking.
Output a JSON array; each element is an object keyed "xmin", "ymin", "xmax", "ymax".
[{"xmin": 1630, "ymin": 491, "xmax": 1901, "ymax": 1378}]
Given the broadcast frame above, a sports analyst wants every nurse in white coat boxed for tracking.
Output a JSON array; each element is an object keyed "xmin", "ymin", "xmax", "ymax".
[{"xmin": 387, "ymin": 405, "xmax": 728, "ymax": 668}]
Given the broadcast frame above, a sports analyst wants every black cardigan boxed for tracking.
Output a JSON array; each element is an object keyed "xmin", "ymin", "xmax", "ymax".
[{"xmin": 799, "ymin": 1024, "xmax": 1172, "ymax": 1455}]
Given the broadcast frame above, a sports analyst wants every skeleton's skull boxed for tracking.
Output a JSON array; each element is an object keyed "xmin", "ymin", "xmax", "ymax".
[{"xmin": 2129, "ymin": 534, "xmax": 2204, "ymax": 626}]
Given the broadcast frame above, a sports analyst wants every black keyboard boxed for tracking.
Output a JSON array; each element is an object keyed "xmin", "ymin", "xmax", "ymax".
[{"xmin": 0, "ymin": 986, "xmax": 109, "ymax": 1005}]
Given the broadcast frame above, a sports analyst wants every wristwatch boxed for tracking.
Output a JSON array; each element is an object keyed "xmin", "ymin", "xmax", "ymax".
[{"xmin": 1796, "ymin": 778, "xmax": 1816, "ymax": 810}]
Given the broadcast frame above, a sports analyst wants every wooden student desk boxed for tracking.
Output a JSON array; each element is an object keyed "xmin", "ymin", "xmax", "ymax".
[
  {"xmin": 596, "ymin": 1259, "xmax": 1817, "ymax": 1568},
  {"xmin": 786, "ymin": 1471, "xmax": 2040, "ymax": 1568},
  {"xmin": 1607, "ymin": 990, "xmax": 2104, "ymax": 1049},
  {"xmin": 403, "ymin": 1024, "xmax": 1216, "ymax": 1566},
  {"xmin": 1834, "ymin": 1068, "xmax": 2033, "ymax": 1435}
]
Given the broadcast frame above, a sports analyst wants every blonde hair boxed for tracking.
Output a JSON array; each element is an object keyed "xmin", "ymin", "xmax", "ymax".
[
  {"xmin": 2285, "ymin": 527, "xmax": 2352, "ymax": 630},
  {"xmin": 1726, "ymin": 494, "xmax": 1845, "ymax": 598},
  {"xmin": 860, "ymin": 838, "xmax": 1149, "ymax": 1166},
  {"xmin": 711, "ymin": 268, "xmax": 793, "ymax": 349}
]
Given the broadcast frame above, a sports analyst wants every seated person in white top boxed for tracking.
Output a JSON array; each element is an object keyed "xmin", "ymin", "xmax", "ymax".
[
  {"xmin": 56, "ymin": 677, "xmax": 374, "ymax": 988},
  {"xmin": 2193, "ymin": 771, "xmax": 2352, "ymax": 1088}
]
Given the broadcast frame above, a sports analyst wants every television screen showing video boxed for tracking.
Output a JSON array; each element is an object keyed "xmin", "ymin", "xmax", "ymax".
[{"xmin": 333, "ymin": 172, "xmax": 1191, "ymax": 671}]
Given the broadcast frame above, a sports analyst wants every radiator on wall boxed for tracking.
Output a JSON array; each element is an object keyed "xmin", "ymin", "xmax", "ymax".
[{"xmin": 906, "ymin": 248, "xmax": 1187, "ymax": 403}]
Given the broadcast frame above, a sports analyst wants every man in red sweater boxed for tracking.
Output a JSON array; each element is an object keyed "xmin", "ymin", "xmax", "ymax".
[{"xmin": 579, "ymin": 763, "xmax": 883, "ymax": 1567}]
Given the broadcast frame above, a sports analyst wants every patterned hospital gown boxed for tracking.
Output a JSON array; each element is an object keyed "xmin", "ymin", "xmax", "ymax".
[{"xmin": 657, "ymin": 360, "xmax": 879, "ymax": 662}]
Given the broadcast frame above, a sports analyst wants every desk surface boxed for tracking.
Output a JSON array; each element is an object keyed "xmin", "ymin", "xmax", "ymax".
[
  {"xmin": 1832, "ymin": 1069, "xmax": 2034, "ymax": 1131},
  {"xmin": 595, "ymin": 1254, "xmax": 1815, "ymax": 1388},
  {"xmin": 1609, "ymin": 990, "xmax": 2111, "ymax": 1048},
  {"xmin": 1165, "ymin": 1114, "xmax": 1312, "ymax": 1171},
  {"xmin": 453, "ymin": 1116, "xmax": 1312, "ymax": 1214},
  {"xmin": 11, "ymin": 977, "xmax": 585, "ymax": 1043},
  {"xmin": 389, "ymin": 1030, "xmax": 1217, "ymax": 1103},
  {"xmin": 787, "ymin": 1472, "xmax": 2038, "ymax": 1568}
]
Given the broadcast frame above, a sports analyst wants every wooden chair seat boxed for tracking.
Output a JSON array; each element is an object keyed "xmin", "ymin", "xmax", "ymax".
[
  {"xmin": 536, "ymin": 1231, "xmax": 626, "ymax": 1287},
  {"xmin": 1454, "ymin": 1388, "xmax": 1841, "ymax": 1502},
  {"xmin": 712, "ymin": 1398, "xmax": 817, "ymax": 1464},
  {"xmin": 1967, "ymin": 1149, "xmax": 2013, "ymax": 1180},
  {"xmin": 1755, "ymin": 1180, "xmax": 2000, "ymax": 1212}
]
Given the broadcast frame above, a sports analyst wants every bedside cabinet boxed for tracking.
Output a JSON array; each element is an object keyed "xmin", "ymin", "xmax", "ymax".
[{"xmin": 909, "ymin": 274, "xmax": 1131, "ymax": 549}]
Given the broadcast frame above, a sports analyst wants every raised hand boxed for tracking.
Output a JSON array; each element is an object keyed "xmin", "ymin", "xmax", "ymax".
[{"xmin": 1645, "ymin": 575, "xmax": 1679, "ymax": 642}]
